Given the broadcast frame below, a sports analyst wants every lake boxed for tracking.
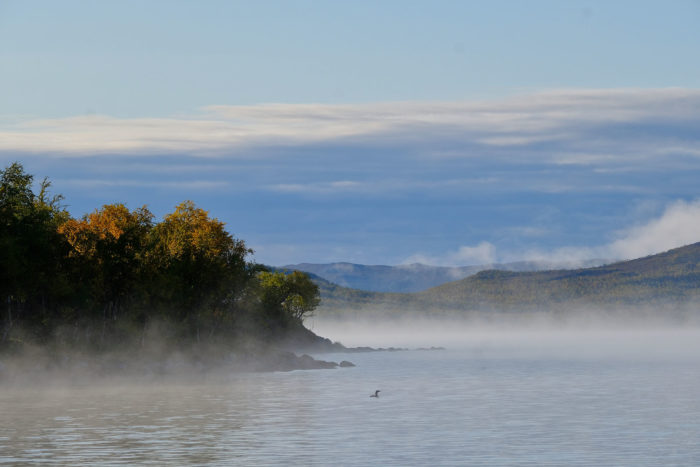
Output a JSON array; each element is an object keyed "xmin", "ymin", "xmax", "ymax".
[{"xmin": 2, "ymin": 325, "xmax": 700, "ymax": 465}]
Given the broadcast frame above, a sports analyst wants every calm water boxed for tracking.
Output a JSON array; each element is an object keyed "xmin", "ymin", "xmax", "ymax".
[{"xmin": 2, "ymin": 335, "xmax": 700, "ymax": 465}]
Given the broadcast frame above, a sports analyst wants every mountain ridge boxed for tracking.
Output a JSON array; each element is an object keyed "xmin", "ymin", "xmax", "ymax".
[
  {"xmin": 283, "ymin": 259, "xmax": 608, "ymax": 293},
  {"xmin": 291, "ymin": 242, "xmax": 700, "ymax": 315}
]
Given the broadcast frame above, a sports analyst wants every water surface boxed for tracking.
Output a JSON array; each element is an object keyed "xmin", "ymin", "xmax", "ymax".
[{"xmin": 2, "ymin": 336, "xmax": 699, "ymax": 465}]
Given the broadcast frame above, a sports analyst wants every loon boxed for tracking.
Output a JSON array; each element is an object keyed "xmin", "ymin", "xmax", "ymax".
[{"xmin": 370, "ymin": 390, "xmax": 380, "ymax": 398}]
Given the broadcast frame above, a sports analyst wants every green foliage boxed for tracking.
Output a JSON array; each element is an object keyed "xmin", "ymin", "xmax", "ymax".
[
  {"xmin": 0, "ymin": 163, "xmax": 320, "ymax": 351},
  {"xmin": 1, "ymin": 163, "xmax": 72, "ymax": 340},
  {"xmin": 145, "ymin": 200, "xmax": 254, "ymax": 340},
  {"xmin": 256, "ymin": 270, "xmax": 320, "ymax": 323}
]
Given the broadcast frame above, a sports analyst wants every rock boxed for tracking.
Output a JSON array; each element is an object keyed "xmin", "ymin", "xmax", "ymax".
[
  {"xmin": 299, "ymin": 354, "xmax": 338, "ymax": 369},
  {"xmin": 338, "ymin": 360, "xmax": 355, "ymax": 367}
]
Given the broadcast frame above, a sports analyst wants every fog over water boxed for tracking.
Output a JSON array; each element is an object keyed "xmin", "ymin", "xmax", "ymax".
[
  {"xmin": 311, "ymin": 310, "xmax": 700, "ymax": 356},
  {"xmin": 2, "ymin": 311, "xmax": 700, "ymax": 465}
]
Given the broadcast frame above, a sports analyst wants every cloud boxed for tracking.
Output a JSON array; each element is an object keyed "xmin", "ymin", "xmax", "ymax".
[
  {"xmin": 1, "ymin": 88, "xmax": 699, "ymax": 164},
  {"xmin": 525, "ymin": 200, "xmax": 700, "ymax": 264},
  {"xmin": 404, "ymin": 241, "xmax": 497, "ymax": 266},
  {"xmin": 267, "ymin": 180, "xmax": 364, "ymax": 194},
  {"xmin": 264, "ymin": 177, "xmax": 506, "ymax": 196},
  {"xmin": 56, "ymin": 178, "xmax": 230, "ymax": 191},
  {"xmin": 452, "ymin": 242, "xmax": 498, "ymax": 264},
  {"xmin": 405, "ymin": 200, "xmax": 700, "ymax": 267},
  {"xmin": 608, "ymin": 200, "xmax": 700, "ymax": 259},
  {"xmin": 4, "ymin": 89, "xmax": 699, "ymax": 267}
]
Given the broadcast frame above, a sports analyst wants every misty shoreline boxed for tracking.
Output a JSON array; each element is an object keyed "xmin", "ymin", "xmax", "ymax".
[
  {"xmin": 0, "ymin": 346, "xmax": 355, "ymax": 387},
  {"xmin": 0, "ymin": 332, "xmax": 453, "ymax": 386}
]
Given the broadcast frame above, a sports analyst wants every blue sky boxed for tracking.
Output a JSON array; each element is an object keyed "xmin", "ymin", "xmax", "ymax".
[{"xmin": 2, "ymin": 1, "xmax": 700, "ymax": 266}]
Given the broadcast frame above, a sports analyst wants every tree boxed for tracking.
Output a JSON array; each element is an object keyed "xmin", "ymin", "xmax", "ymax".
[
  {"xmin": 256, "ymin": 270, "xmax": 320, "ymax": 324},
  {"xmin": 0, "ymin": 165, "xmax": 323, "ymax": 351},
  {"xmin": 58, "ymin": 203, "xmax": 154, "ymax": 341},
  {"xmin": 148, "ymin": 201, "xmax": 252, "ymax": 338},
  {"xmin": 0, "ymin": 162, "xmax": 70, "ymax": 342}
]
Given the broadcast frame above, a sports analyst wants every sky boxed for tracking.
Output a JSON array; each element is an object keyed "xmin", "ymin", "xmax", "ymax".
[{"xmin": 2, "ymin": 0, "xmax": 700, "ymax": 266}]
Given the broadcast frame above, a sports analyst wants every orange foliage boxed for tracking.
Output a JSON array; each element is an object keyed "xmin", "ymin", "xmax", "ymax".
[{"xmin": 59, "ymin": 204, "xmax": 153, "ymax": 257}]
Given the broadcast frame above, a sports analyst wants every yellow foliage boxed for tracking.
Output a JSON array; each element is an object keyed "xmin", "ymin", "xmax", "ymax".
[
  {"xmin": 158, "ymin": 201, "xmax": 234, "ymax": 260},
  {"xmin": 58, "ymin": 203, "xmax": 153, "ymax": 257}
]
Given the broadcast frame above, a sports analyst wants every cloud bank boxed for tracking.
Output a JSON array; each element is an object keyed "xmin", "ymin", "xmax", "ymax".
[
  {"xmin": 3, "ymin": 88, "xmax": 699, "ymax": 266},
  {"xmin": 2, "ymin": 88, "xmax": 699, "ymax": 164}
]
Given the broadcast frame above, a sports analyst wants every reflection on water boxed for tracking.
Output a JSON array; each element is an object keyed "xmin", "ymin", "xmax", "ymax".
[{"xmin": 2, "ymin": 345, "xmax": 700, "ymax": 465}]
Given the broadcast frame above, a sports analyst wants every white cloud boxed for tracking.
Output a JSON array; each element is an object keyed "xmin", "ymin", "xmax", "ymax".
[
  {"xmin": 514, "ymin": 201, "xmax": 700, "ymax": 266},
  {"xmin": 405, "ymin": 200, "xmax": 700, "ymax": 267},
  {"xmin": 452, "ymin": 242, "xmax": 498, "ymax": 264},
  {"xmin": 508, "ymin": 246, "xmax": 603, "ymax": 267},
  {"xmin": 608, "ymin": 200, "xmax": 700, "ymax": 259},
  {"xmin": 404, "ymin": 241, "xmax": 497, "ymax": 267},
  {"xmin": 1, "ymin": 88, "xmax": 698, "ymax": 162},
  {"xmin": 530, "ymin": 200, "xmax": 700, "ymax": 263}
]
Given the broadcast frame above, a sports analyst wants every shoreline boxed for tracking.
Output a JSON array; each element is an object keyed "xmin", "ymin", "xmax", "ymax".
[{"xmin": 0, "ymin": 347, "xmax": 353, "ymax": 387}]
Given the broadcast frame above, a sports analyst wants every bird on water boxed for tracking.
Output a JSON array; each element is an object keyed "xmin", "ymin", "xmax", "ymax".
[{"xmin": 370, "ymin": 390, "xmax": 380, "ymax": 398}]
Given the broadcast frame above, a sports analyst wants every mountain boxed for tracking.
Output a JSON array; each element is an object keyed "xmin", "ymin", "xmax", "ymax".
[
  {"xmin": 422, "ymin": 242, "xmax": 700, "ymax": 310},
  {"xmin": 283, "ymin": 259, "xmax": 607, "ymax": 293},
  {"xmin": 300, "ymin": 243, "xmax": 700, "ymax": 315}
]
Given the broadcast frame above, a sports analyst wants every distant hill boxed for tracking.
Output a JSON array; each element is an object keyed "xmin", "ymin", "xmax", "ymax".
[
  {"xmin": 422, "ymin": 242, "xmax": 700, "ymax": 310},
  {"xmin": 283, "ymin": 259, "xmax": 607, "ymax": 293},
  {"xmin": 295, "ymin": 243, "xmax": 700, "ymax": 315}
]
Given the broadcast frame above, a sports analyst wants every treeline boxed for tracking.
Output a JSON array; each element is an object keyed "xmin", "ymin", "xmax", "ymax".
[{"xmin": 0, "ymin": 162, "xmax": 319, "ymax": 351}]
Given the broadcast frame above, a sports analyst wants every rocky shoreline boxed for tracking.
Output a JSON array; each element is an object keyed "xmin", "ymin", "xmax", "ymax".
[{"xmin": 0, "ymin": 325, "xmax": 448, "ymax": 384}]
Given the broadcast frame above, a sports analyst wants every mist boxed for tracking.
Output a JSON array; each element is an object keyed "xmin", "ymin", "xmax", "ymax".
[
  {"xmin": 0, "ymin": 318, "xmax": 343, "ymax": 389},
  {"xmin": 308, "ymin": 307, "xmax": 700, "ymax": 360}
]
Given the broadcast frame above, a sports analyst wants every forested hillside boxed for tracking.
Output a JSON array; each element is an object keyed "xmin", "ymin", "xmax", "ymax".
[
  {"xmin": 287, "ymin": 259, "xmax": 606, "ymax": 293},
  {"xmin": 309, "ymin": 243, "xmax": 700, "ymax": 315},
  {"xmin": 0, "ymin": 163, "xmax": 320, "ymax": 353},
  {"xmin": 422, "ymin": 242, "xmax": 700, "ymax": 310}
]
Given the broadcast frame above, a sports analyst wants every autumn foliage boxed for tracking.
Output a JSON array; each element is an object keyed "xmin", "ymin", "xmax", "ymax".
[{"xmin": 0, "ymin": 163, "xmax": 319, "ymax": 350}]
